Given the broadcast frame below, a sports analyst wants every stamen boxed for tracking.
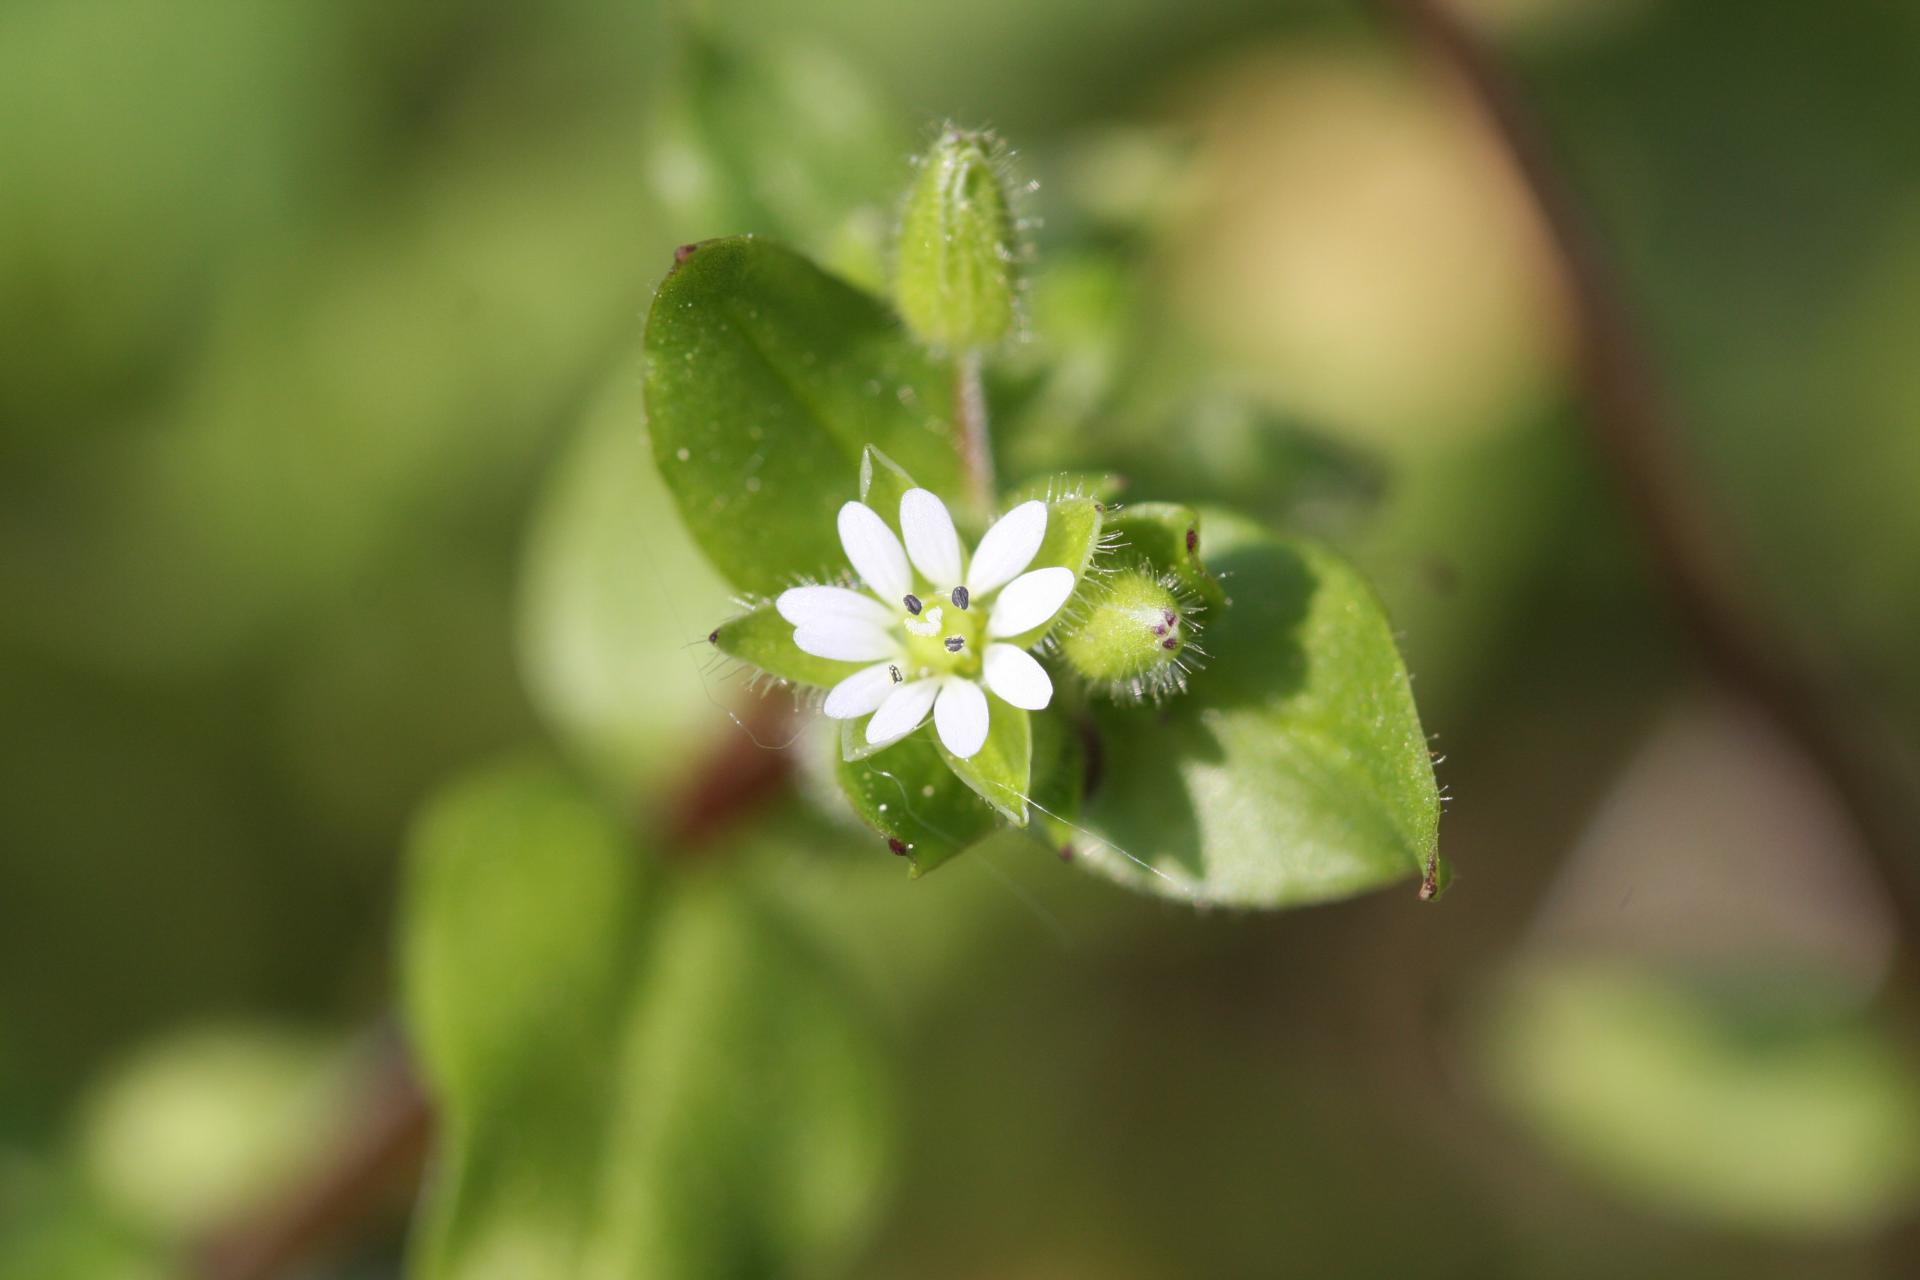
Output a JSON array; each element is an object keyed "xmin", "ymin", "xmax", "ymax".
[
  {"xmin": 903, "ymin": 594, "xmax": 922, "ymax": 615},
  {"xmin": 944, "ymin": 636, "xmax": 965, "ymax": 653},
  {"xmin": 888, "ymin": 664, "xmax": 903, "ymax": 684},
  {"xmin": 950, "ymin": 586, "xmax": 970, "ymax": 610}
]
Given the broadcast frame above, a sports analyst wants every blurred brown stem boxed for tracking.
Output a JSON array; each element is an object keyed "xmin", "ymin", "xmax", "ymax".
[
  {"xmin": 1372, "ymin": 0, "xmax": 1920, "ymax": 964},
  {"xmin": 192, "ymin": 699, "xmax": 795, "ymax": 1280}
]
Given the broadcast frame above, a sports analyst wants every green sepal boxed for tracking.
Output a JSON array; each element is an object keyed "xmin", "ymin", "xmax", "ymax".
[
  {"xmin": 996, "ymin": 492, "xmax": 1105, "ymax": 649},
  {"xmin": 857, "ymin": 444, "xmax": 921, "ymax": 534},
  {"xmin": 835, "ymin": 731, "xmax": 997, "ymax": 876},
  {"xmin": 1104, "ymin": 501, "xmax": 1226, "ymax": 608},
  {"xmin": 712, "ymin": 601, "xmax": 862, "ymax": 689},
  {"xmin": 936, "ymin": 698, "xmax": 1031, "ymax": 825}
]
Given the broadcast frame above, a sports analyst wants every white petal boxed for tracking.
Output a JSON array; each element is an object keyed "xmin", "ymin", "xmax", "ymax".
[
  {"xmin": 794, "ymin": 616, "xmax": 899, "ymax": 663},
  {"xmin": 982, "ymin": 644, "xmax": 1053, "ymax": 710},
  {"xmin": 899, "ymin": 488, "xmax": 964, "ymax": 587},
  {"xmin": 776, "ymin": 585, "xmax": 895, "ymax": 630},
  {"xmin": 986, "ymin": 566, "xmax": 1076, "ymax": 638},
  {"xmin": 865, "ymin": 677, "xmax": 940, "ymax": 745},
  {"xmin": 837, "ymin": 501, "xmax": 911, "ymax": 600},
  {"xmin": 933, "ymin": 677, "xmax": 990, "ymax": 758},
  {"xmin": 966, "ymin": 500, "xmax": 1047, "ymax": 597},
  {"xmin": 822, "ymin": 663, "xmax": 900, "ymax": 719}
]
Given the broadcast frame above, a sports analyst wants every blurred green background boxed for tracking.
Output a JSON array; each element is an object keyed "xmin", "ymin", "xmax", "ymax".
[{"xmin": 5, "ymin": 0, "xmax": 1920, "ymax": 1275}]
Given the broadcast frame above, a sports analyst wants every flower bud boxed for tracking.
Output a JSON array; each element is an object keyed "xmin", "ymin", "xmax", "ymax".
[
  {"xmin": 894, "ymin": 127, "xmax": 1019, "ymax": 350},
  {"xmin": 1055, "ymin": 566, "xmax": 1197, "ymax": 702}
]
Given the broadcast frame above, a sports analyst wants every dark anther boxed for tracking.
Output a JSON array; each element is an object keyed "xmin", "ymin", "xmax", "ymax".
[
  {"xmin": 1162, "ymin": 637, "xmax": 1179, "ymax": 650},
  {"xmin": 1057, "ymin": 843, "xmax": 1075, "ymax": 862},
  {"xmin": 707, "ymin": 629, "xmax": 719, "ymax": 644},
  {"xmin": 888, "ymin": 664, "xmax": 903, "ymax": 684},
  {"xmin": 944, "ymin": 636, "xmax": 965, "ymax": 652},
  {"xmin": 1163, "ymin": 610, "xmax": 1178, "ymax": 626},
  {"xmin": 887, "ymin": 838, "xmax": 908, "ymax": 856},
  {"xmin": 674, "ymin": 243, "xmax": 700, "ymax": 264},
  {"xmin": 1185, "ymin": 527, "xmax": 1198, "ymax": 554},
  {"xmin": 950, "ymin": 585, "xmax": 970, "ymax": 610},
  {"xmin": 903, "ymin": 593, "xmax": 923, "ymax": 615},
  {"xmin": 1152, "ymin": 623, "xmax": 1168, "ymax": 637}
]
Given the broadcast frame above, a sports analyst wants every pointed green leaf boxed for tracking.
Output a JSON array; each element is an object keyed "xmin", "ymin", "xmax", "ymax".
[
  {"xmin": 645, "ymin": 237, "xmax": 961, "ymax": 595},
  {"xmin": 1069, "ymin": 509, "xmax": 1441, "ymax": 908},
  {"xmin": 712, "ymin": 601, "xmax": 862, "ymax": 689},
  {"xmin": 937, "ymin": 698, "xmax": 1031, "ymax": 825}
]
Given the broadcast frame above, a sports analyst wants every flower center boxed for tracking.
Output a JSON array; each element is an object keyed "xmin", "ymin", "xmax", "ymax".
[{"xmin": 900, "ymin": 596, "xmax": 982, "ymax": 678}]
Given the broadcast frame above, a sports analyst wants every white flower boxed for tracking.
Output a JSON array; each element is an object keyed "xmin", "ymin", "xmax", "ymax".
[{"xmin": 775, "ymin": 489, "xmax": 1073, "ymax": 759}]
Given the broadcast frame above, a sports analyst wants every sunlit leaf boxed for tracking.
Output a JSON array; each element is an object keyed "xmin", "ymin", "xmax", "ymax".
[
  {"xmin": 644, "ymin": 237, "xmax": 962, "ymax": 595},
  {"xmin": 1070, "ymin": 509, "xmax": 1441, "ymax": 907}
]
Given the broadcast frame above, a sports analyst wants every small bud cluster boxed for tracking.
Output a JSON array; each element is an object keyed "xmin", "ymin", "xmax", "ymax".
[{"xmin": 1054, "ymin": 564, "xmax": 1204, "ymax": 703}]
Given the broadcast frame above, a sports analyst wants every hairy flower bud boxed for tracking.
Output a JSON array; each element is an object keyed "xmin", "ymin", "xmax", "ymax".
[
  {"xmin": 894, "ymin": 127, "xmax": 1019, "ymax": 350},
  {"xmin": 1055, "ymin": 566, "xmax": 1198, "ymax": 702}
]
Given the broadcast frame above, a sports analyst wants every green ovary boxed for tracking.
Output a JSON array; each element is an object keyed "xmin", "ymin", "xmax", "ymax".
[
  {"xmin": 900, "ymin": 598, "xmax": 983, "ymax": 679},
  {"xmin": 1057, "ymin": 569, "xmax": 1184, "ymax": 683}
]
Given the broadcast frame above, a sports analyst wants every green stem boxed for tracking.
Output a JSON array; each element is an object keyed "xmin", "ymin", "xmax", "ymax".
[{"xmin": 953, "ymin": 349, "xmax": 995, "ymax": 514}]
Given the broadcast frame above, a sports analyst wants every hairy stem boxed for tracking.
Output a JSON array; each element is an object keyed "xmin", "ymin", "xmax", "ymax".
[{"xmin": 954, "ymin": 349, "xmax": 995, "ymax": 513}]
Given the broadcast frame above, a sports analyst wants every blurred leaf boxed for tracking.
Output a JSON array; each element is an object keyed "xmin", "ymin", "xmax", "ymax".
[
  {"xmin": 650, "ymin": 29, "xmax": 907, "ymax": 252},
  {"xmin": 403, "ymin": 756, "xmax": 889, "ymax": 1279},
  {"xmin": 519, "ymin": 357, "xmax": 739, "ymax": 793},
  {"xmin": 1071, "ymin": 509, "xmax": 1441, "ymax": 907},
  {"xmin": 644, "ymin": 237, "xmax": 962, "ymax": 595},
  {"xmin": 0, "ymin": 1165, "xmax": 162, "ymax": 1280},
  {"xmin": 1484, "ymin": 960, "xmax": 1920, "ymax": 1233},
  {"xmin": 404, "ymin": 756, "xmax": 643, "ymax": 1280},
  {"xmin": 76, "ymin": 1026, "xmax": 348, "ymax": 1242}
]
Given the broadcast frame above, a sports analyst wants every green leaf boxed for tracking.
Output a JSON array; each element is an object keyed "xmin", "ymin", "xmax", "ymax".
[
  {"xmin": 1069, "ymin": 509, "xmax": 1441, "ymax": 908},
  {"xmin": 712, "ymin": 601, "xmax": 861, "ymax": 689},
  {"xmin": 1105, "ymin": 501, "xmax": 1226, "ymax": 608},
  {"xmin": 937, "ymin": 698, "xmax": 1032, "ymax": 825},
  {"xmin": 645, "ymin": 236, "xmax": 962, "ymax": 595},
  {"xmin": 403, "ymin": 757, "xmax": 889, "ymax": 1279},
  {"xmin": 835, "ymin": 731, "xmax": 998, "ymax": 876}
]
